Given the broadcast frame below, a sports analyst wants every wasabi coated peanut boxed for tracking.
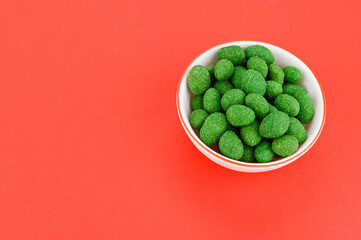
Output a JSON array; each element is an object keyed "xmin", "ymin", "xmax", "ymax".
[
  {"xmin": 221, "ymin": 89, "xmax": 245, "ymax": 111},
  {"xmin": 283, "ymin": 86, "xmax": 314, "ymax": 123},
  {"xmin": 268, "ymin": 103, "xmax": 278, "ymax": 114},
  {"xmin": 294, "ymin": 92, "xmax": 314, "ymax": 123},
  {"xmin": 241, "ymin": 145, "xmax": 255, "ymax": 162},
  {"xmin": 230, "ymin": 66, "xmax": 247, "ymax": 89},
  {"xmin": 200, "ymin": 113, "xmax": 228, "ymax": 146},
  {"xmin": 240, "ymin": 70, "xmax": 267, "ymax": 95},
  {"xmin": 265, "ymin": 81, "xmax": 283, "ymax": 99},
  {"xmin": 187, "ymin": 65, "xmax": 211, "ymax": 95},
  {"xmin": 219, "ymin": 131, "xmax": 244, "ymax": 160},
  {"xmin": 247, "ymin": 56, "xmax": 268, "ymax": 78},
  {"xmin": 283, "ymin": 66, "xmax": 302, "ymax": 83},
  {"xmin": 217, "ymin": 45, "xmax": 246, "ymax": 65},
  {"xmin": 207, "ymin": 65, "xmax": 216, "ymax": 84},
  {"xmin": 214, "ymin": 81, "xmax": 233, "ymax": 96},
  {"xmin": 255, "ymin": 140, "xmax": 274, "ymax": 163},
  {"xmin": 268, "ymin": 64, "xmax": 285, "ymax": 85},
  {"xmin": 214, "ymin": 59, "xmax": 234, "ymax": 81},
  {"xmin": 283, "ymin": 84, "xmax": 307, "ymax": 95},
  {"xmin": 190, "ymin": 109, "xmax": 209, "ymax": 129},
  {"xmin": 272, "ymin": 134, "xmax": 299, "ymax": 157},
  {"xmin": 245, "ymin": 45, "xmax": 275, "ymax": 65},
  {"xmin": 259, "ymin": 111, "xmax": 290, "ymax": 138},
  {"xmin": 287, "ymin": 117, "xmax": 307, "ymax": 144},
  {"xmin": 191, "ymin": 95, "xmax": 203, "ymax": 111},
  {"xmin": 203, "ymin": 88, "xmax": 221, "ymax": 114},
  {"xmin": 226, "ymin": 105, "xmax": 255, "ymax": 127},
  {"xmin": 240, "ymin": 120, "xmax": 262, "ymax": 147},
  {"xmin": 274, "ymin": 94, "xmax": 300, "ymax": 117},
  {"xmin": 245, "ymin": 93, "xmax": 270, "ymax": 118}
]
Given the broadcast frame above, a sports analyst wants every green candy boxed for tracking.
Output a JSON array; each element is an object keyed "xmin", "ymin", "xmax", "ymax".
[
  {"xmin": 203, "ymin": 88, "xmax": 221, "ymax": 114},
  {"xmin": 200, "ymin": 113, "xmax": 228, "ymax": 146},
  {"xmin": 268, "ymin": 104, "xmax": 278, "ymax": 114},
  {"xmin": 215, "ymin": 59, "xmax": 234, "ymax": 81},
  {"xmin": 283, "ymin": 66, "xmax": 302, "ymax": 83},
  {"xmin": 294, "ymin": 92, "xmax": 314, "ymax": 123},
  {"xmin": 268, "ymin": 64, "xmax": 285, "ymax": 85},
  {"xmin": 219, "ymin": 131, "xmax": 244, "ymax": 160},
  {"xmin": 221, "ymin": 89, "xmax": 245, "ymax": 111},
  {"xmin": 255, "ymin": 140, "xmax": 274, "ymax": 163},
  {"xmin": 274, "ymin": 94, "xmax": 300, "ymax": 117},
  {"xmin": 245, "ymin": 45, "xmax": 275, "ymax": 65},
  {"xmin": 187, "ymin": 65, "xmax": 211, "ymax": 95},
  {"xmin": 247, "ymin": 56, "xmax": 268, "ymax": 78},
  {"xmin": 191, "ymin": 95, "xmax": 203, "ymax": 111},
  {"xmin": 207, "ymin": 65, "xmax": 216, "ymax": 84},
  {"xmin": 240, "ymin": 120, "xmax": 262, "ymax": 147},
  {"xmin": 287, "ymin": 117, "xmax": 307, "ymax": 144},
  {"xmin": 230, "ymin": 66, "xmax": 247, "ymax": 89},
  {"xmin": 283, "ymin": 85, "xmax": 314, "ymax": 123},
  {"xmin": 214, "ymin": 81, "xmax": 233, "ymax": 96},
  {"xmin": 265, "ymin": 81, "xmax": 283, "ymax": 99},
  {"xmin": 217, "ymin": 45, "xmax": 246, "ymax": 65},
  {"xmin": 190, "ymin": 109, "xmax": 209, "ymax": 129},
  {"xmin": 283, "ymin": 84, "xmax": 307, "ymax": 95},
  {"xmin": 241, "ymin": 145, "xmax": 255, "ymax": 163},
  {"xmin": 226, "ymin": 105, "xmax": 255, "ymax": 127},
  {"xmin": 272, "ymin": 134, "xmax": 299, "ymax": 157},
  {"xmin": 240, "ymin": 70, "xmax": 267, "ymax": 95},
  {"xmin": 245, "ymin": 93, "xmax": 270, "ymax": 118},
  {"xmin": 259, "ymin": 111, "xmax": 290, "ymax": 138}
]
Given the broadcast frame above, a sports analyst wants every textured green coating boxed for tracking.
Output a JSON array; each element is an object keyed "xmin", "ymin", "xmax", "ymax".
[
  {"xmin": 189, "ymin": 109, "xmax": 209, "ymax": 129},
  {"xmin": 268, "ymin": 104, "xmax": 278, "ymax": 114},
  {"xmin": 241, "ymin": 145, "xmax": 255, "ymax": 162},
  {"xmin": 255, "ymin": 141, "xmax": 274, "ymax": 163},
  {"xmin": 265, "ymin": 81, "xmax": 283, "ymax": 99},
  {"xmin": 294, "ymin": 92, "xmax": 314, "ymax": 123},
  {"xmin": 245, "ymin": 93, "xmax": 270, "ymax": 118},
  {"xmin": 221, "ymin": 89, "xmax": 245, "ymax": 111},
  {"xmin": 217, "ymin": 45, "xmax": 246, "ymax": 65},
  {"xmin": 200, "ymin": 113, "xmax": 228, "ymax": 146},
  {"xmin": 259, "ymin": 111, "xmax": 290, "ymax": 138},
  {"xmin": 272, "ymin": 134, "xmax": 299, "ymax": 157},
  {"xmin": 287, "ymin": 117, "xmax": 307, "ymax": 143},
  {"xmin": 230, "ymin": 66, "xmax": 247, "ymax": 89},
  {"xmin": 284, "ymin": 66, "xmax": 302, "ymax": 83},
  {"xmin": 283, "ymin": 86, "xmax": 314, "ymax": 123},
  {"xmin": 245, "ymin": 45, "xmax": 275, "ymax": 65},
  {"xmin": 240, "ymin": 120, "xmax": 262, "ymax": 147},
  {"xmin": 268, "ymin": 64, "xmax": 285, "ymax": 85},
  {"xmin": 247, "ymin": 56, "xmax": 268, "ymax": 78},
  {"xmin": 240, "ymin": 70, "xmax": 267, "ymax": 95},
  {"xmin": 207, "ymin": 65, "xmax": 216, "ymax": 84},
  {"xmin": 203, "ymin": 88, "xmax": 221, "ymax": 114},
  {"xmin": 218, "ymin": 131, "xmax": 244, "ymax": 160},
  {"xmin": 191, "ymin": 95, "xmax": 203, "ymax": 111},
  {"xmin": 187, "ymin": 65, "xmax": 211, "ymax": 95},
  {"xmin": 214, "ymin": 59, "xmax": 234, "ymax": 81},
  {"xmin": 214, "ymin": 81, "xmax": 233, "ymax": 96},
  {"xmin": 283, "ymin": 84, "xmax": 307, "ymax": 95},
  {"xmin": 226, "ymin": 105, "xmax": 255, "ymax": 127},
  {"xmin": 274, "ymin": 94, "xmax": 300, "ymax": 117}
]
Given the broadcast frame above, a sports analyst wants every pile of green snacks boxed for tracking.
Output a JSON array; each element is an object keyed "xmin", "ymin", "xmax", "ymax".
[{"xmin": 187, "ymin": 44, "xmax": 314, "ymax": 163}]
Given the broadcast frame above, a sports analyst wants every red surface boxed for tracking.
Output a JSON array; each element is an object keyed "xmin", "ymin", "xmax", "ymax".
[{"xmin": 0, "ymin": 0, "xmax": 360, "ymax": 239}]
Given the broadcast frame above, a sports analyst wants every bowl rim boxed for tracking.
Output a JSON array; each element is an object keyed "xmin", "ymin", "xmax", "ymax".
[{"xmin": 176, "ymin": 40, "xmax": 326, "ymax": 168}]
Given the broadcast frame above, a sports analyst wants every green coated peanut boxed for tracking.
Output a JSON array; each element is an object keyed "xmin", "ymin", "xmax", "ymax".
[
  {"xmin": 287, "ymin": 117, "xmax": 307, "ymax": 144},
  {"xmin": 215, "ymin": 59, "xmax": 234, "ymax": 81},
  {"xmin": 226, "ymin": 105, "xmax": 255, "ymax": 127},
  {"xmin": 247, "ymin": 56, "xmax": 268, "ymax": 78},
  {"xmin": 245, "ymin": 45, "xmax": 275, "ymax": 65},
  {"xmin": 187, "ymin": 65, "xmax": 211, "ymax": 95},
  {"xmin": 274, "ymin": 94, "xmax": 300, "ymax": 117},
  {"xmin": 240, "ymin": 120, "xmax": 262, "ymax": 147},
  {"xmin": 190, "ymin": 109, "xmax": 209, "ymax": 129},
  {"xmin": 259, "ymin": 111, "xmax": 290, "ymax": 138},
  {"xmin": 240, "ymin": 69, "xmax": 267, "ymax": 95},
  {"xmin": 219, "ymin": 131, "xmax": 244, "ymax": 160},
  {"xmin": 217, "ymin": 45, "xmax": 246, "ymax": 65},
  {"xmin": 255, "ymin": 140, "xmax": 274, "ymax": 163},
  {"xmin": 272, "ymin": 134, "xmax": 299, "ymax": 157},
  {"xmin": 200, "ymin": 112, "xmax": 228, "ymax": 146},
  {"xmin": 203, "ymin": 88, "xmax": 221, "ymax": 114},
  {"xmin": 245, "ymin": 93, "xmax": 270, "ymax": 118}
]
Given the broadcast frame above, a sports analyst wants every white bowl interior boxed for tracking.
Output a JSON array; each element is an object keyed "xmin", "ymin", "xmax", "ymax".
[{"xmin": 178, "ymin": 41, "xmax": 325, "ymax": 168}]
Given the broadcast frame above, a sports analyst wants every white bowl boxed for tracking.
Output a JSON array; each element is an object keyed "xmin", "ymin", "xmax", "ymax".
[{"xmin": 176, "ymin": 41, "xmax": 326, "ymax": 173}]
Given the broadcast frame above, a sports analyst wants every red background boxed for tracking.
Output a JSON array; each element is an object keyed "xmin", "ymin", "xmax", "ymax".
[{"xmin": 1, "ymin": 0, "xmax": 360, "ymax": 239}]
